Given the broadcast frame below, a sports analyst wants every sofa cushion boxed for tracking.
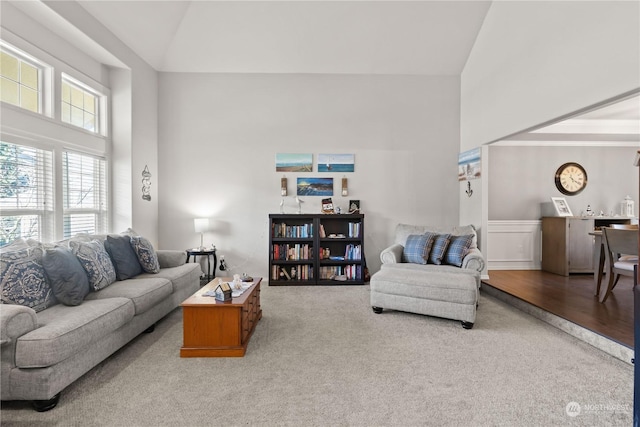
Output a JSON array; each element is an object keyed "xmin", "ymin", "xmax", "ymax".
[
  {"xmin": 137, "ymin": 263, "xmax": 202, "ymax": 293},
  {"xmin": 402, "ymin": 233, "xmax": 435, "ymax": 264},
  {"xmin": 444, "ymin": 234, "xmax": 474, "ymax": 267},
  {"xmin": 104, "ymin": 234, "xmax": 143, "ymax": 280},
  {"xmin": 84, "ymin": 277, "xmax": 172, "ymax": 315},
  {"xmin": 42, "ymin": 246, "xmax": 91, "ymax": 306},
  {"xmin": 1, "ymin": 245, "xmax": 57, "ymax": 313},
  {"xmin": 130, "ymin": 236, "xmax": 160, "ymax": 274},
  {"xmin": 70, "ymin": 240, "xmax": 117, "ymax": 291},
  {"xmin": 428, "ymin": 234, "xmax": 451, "ymax": 265},
  {"xmin": 15, "ymin": 297, "xmax": 134, "ymax": 368}
]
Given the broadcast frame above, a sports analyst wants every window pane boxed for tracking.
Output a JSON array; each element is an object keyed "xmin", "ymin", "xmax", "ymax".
[
  {"xmin": 70, "ymin": 86, "xmax": 83, "ymax": 107},
  {"xmin": 0, "ymin": 51, "xmax": 18, "ymax": 81},
  {"xmin": 21, "ymin": 86, "xmax": 38, "ymax": 113},
  {"xmin": 71, "ymin": 106, "xmax": 83, "ymax": 127},
  {"xmin": 64, "ymin": 213, "xmax": 96, "ymax": 236},
  {"xmin": 61, "ymin": 102, "xmax": 71, "ymax": 123},
  {"xmin": 84, "ymin": 113, "xmax": 95, "ymax": 132},
  {"xmin": 0, "ymin": 215, "xmax": 40, "ymax": 247},
  {"xmin": 62, "ymin": 81, "xmax": 70, "ymax": 103},
  {"xmin": 20, "ymin": 63, "xmax": 38, "ymax": 90},
  {"xmin": 84, "ymin": 92, "xmax": 95, "ymax": 114},
  {"xmin": 0, "ymin": 77, "xmax": 19, "ymax": 105}
]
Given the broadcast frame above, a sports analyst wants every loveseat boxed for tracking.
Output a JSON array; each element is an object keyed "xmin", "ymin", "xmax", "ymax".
[
  {"xmin": 370, "ymin": 224, "xmax": 485, "ymax": 328},
  {"xmin": 0, "ymin": 231, "xmax": 201, "ymax": 411}
]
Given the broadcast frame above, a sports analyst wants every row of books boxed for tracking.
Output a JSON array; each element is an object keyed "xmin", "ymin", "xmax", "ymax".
[
  {"xmin": 271, "ymin": 265, "xmax": 313, "ymax": 281},
  {"xmin": 319, "ymin": 265, "xmax": 362, "ymax": 280},
  {"xmin": 318, "ymin": 222, "xmax": 362, "ymax": 238},
  {"xmin": 272, "ymin": 223, "xmax": 313, "ymax": 238},
  {"xmin": 319, "ymin": 244, "xmax": 362, "ymax": 260},
  {"xmin": 272, "ymin": 244, "xmax": 313, "ymax": 261}
]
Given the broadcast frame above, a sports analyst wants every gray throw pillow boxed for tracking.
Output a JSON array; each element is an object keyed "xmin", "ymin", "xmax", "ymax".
[
  {"xmin": 42, "ymin": 246, "xmax": 91, "ymax": 306},
  {"xmin": 105, "ymin": 234, "xmax": 143, "ymax": 280}
]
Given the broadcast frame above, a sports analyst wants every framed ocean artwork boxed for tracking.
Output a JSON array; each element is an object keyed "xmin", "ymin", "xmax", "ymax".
[
  {"xmin": 276, "ymin": 153, "xmax": 313, "ymax": 172},
  {"xmin": 297, "ymin": 177, "xmax": 333, "ymax": 196},
  {"xmin": 318, "ymin": 154, "xmax": 354, "ymax": 173}
]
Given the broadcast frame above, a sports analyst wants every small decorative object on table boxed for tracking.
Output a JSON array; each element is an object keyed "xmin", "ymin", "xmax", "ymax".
[
  {"xmin": 348, "ymin": 200, "xmax": 360, "ymax": 214},
  {"xmin": 214, "ymin": 281, "xmax": 232, "ymax": 302},
  {"xmin": 322, "ymin": 198, "xmax": 334, "ymax": 214}
]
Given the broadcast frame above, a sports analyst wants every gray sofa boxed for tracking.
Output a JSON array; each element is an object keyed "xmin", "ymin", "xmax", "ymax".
[
  {"xmin": 370, "ymin": 224, "xmax": 485, "ymax": 328},
  {"xmin": 0, "ymin": 233, "xmax": 201, "ymax": 411}
]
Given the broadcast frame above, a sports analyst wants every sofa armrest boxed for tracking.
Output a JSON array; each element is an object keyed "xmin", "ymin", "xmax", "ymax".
[
  {"xmin": 461, "ymin": 248, "xmax": 485, "ymax": 273},
  {"xmin": 1, "ymin": 305, "xmax": 37, "ymax": 347},
  {"xmin": 380, "ymin": 243, "xmax": 404, "ymax": 264},
  {"xmin": 156, "ymin": 250, "xmax": 187, "ymax": 268}
]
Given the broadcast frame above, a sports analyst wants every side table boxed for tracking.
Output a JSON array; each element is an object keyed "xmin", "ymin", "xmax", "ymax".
[{"xmin": 186, "ymin": 248, "xmax": 217, "ymax": 283}]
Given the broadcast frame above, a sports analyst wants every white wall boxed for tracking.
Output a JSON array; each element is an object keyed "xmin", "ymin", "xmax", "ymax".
[
  {"xmin": 158, "ymin": 73, "xmax": 462, "ymax": 276},
  {"xmin": 489, "ymin": 145, "xmax": 639, "ymax": 220},
  {"xmin": 43, "ymin": 1, "xmax": 160, "ymax": 245},
  {"xmin": 461, "ymin": 1, "xmax": 640, "ymax": 149}
]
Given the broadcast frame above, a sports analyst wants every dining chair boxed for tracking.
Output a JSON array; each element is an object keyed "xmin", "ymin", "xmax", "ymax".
[{"xmin": 600, "ymin": 227, "xmax": 639, "ymax": 303}]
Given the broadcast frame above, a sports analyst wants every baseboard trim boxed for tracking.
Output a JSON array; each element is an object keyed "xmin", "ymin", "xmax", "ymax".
[{"xmin": 481, "ymin": 283, "xmax": 633, "ymax": 365}]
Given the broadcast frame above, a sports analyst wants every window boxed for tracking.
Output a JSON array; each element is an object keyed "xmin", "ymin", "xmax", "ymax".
[
  {"xmin": 0, "ymin": 46, "xmax": 42, "ymax": 113},
  {"xmin": 0, "ymin": 142, "xmax": 53, "ymax": 246},
  {"xmin": 61, "ymin": 76, "xmax": 100, "ymax": 133},
  {"xmin": 63, "ymin": 151, "xmax": 108, "ymax": 238}
]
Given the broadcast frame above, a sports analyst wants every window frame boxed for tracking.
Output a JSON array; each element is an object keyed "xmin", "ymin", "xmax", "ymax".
[
  {"xmin": 61, "ymin": 74, "xmax": 103, "ymax": 135},
  {"xmin": 0, "ymin": 41, "xmax": 47, "ymax": 115}
]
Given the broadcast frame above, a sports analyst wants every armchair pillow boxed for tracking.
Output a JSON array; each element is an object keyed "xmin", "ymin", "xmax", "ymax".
[
  {"xmin": 402, "ymin": 233, "xmax": 435, "ymax": 264},
  {"xmin": 444, "ymin": 234, "xmax": 474, "ymax": 267},
  {"xmin": 428, "ymin": 234, "xmax": 451, "ymax": 265}
]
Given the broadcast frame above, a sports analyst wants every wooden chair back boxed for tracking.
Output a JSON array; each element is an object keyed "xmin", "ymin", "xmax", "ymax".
[{"xmin": 603, "ymin": 228, "xmax": 639, "ymax": 259}]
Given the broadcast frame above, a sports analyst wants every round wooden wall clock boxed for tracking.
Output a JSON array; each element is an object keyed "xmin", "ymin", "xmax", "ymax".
[{"xmin": 555, "ymin": 162, "xmax": 587, "ymax": 195}]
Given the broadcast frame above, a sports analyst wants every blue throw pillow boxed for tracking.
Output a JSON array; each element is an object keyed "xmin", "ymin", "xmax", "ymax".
[
  {"xmin": 428, "ymin": 234, "xmax": 451, "ymax": 265},
  {"xmin": 1, "ymin": 245, "xmax": 57, "ymax": 312},
  {"xmin": 70, "ymin": 239, "xmax": 117, "ymax": 290},
  {"xmin": 104, "ymin": 234, "xmax": 143, "ymax": 280},
  {"xmin": 42, "ymin": 246, "xmax": 91, "ymax": 306},
  {"xmin": 444, "ymin": 234, "xmax": 474, "ymax": 267},
  {"xmin": 130, "ymin": 236, "xmax": 160, "ymax": 274},
  {"xmin": 402, "ymin": 233, "xmax": 435, "ymax": 264}
]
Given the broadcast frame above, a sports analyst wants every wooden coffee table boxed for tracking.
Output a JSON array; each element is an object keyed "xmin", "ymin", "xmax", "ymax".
[{"xmin": 180, "ymin": 277, "xmax": 262, "ymax": 357}]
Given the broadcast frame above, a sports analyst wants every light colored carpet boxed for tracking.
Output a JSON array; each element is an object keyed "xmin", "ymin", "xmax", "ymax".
[{"xmin": 1, "ymin": 285, "xmax": 633, "ymax": 426}]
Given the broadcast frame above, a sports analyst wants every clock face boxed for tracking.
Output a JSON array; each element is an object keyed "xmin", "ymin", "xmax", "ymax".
[{"xmin": 555, "ymin": 162, "xmax": 587, "ymax": 195}]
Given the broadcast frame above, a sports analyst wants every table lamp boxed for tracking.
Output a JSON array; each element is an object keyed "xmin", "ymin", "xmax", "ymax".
[{"xmin": 194, "ymin": 218, "xmax": 210, "ymax": 250}]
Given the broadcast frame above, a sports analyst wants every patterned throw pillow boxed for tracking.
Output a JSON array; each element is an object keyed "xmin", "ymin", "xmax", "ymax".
[
  {"xmin": 402, "ymin": 233, "xmax": 435, "ymax": 264},
  {"xmin": 70, "ymin": 240, "xmax": 117, "ymax": 291},
  {"xmin": 1, "ymin": 245, "xmax": 57, "ymax": 312},
  {"xmin": 444, "ymin": 234, "xmax": 474, "ymax": 267},
  {"xmin": 130, "ymin": 236, "xmax": 160, "ymax": 273},
  {"xmin": 42, "ymin": 246, "xmax": 91, "ymax": 305},
  {"xmin": 428, "ymin": 234, "xmax": 451, "ymax": 265}
]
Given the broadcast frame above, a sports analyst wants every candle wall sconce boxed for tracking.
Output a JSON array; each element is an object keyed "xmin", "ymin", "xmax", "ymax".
[
  {"xmin": 341, "ymin": 177, "xmax": 348, "ymax": 197},
  {"xmin": 281, "ymin": 176, "xmax": 288, "ymax": 196}
]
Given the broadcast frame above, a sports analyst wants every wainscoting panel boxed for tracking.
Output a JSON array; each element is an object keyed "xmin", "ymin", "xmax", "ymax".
[{"xmin": 487, "ymin": 220, "xmax": 541, "ymax": 270}]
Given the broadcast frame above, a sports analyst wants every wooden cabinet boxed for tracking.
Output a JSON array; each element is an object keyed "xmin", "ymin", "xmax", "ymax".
[
  {"xmin": 269, "ymin": 213, "xmax": 365, "ymax": 285},
  {"xmin": 541, "ymin": 216, "xmax": 631, "ymax": 276}
]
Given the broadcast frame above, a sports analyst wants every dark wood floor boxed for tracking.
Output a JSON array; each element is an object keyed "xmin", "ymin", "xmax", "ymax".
[{"xmin": 482, "ymin": 270, "xmax": 633, "ymax": 348}]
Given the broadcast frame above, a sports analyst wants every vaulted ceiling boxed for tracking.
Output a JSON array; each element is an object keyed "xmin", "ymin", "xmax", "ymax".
[{"xmin": 77, "ymin": 0, "xmax": 492, "ymax": 75}]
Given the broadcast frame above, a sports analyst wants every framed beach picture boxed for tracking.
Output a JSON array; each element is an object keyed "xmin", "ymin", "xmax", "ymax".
[
  {"xmin": 551, "ymin": 197, "xmax": 573, "ymax": 217},
  {"xmin": 458, "ymin": 148, "xmax": 481, "ymax": 181},
  {"xmin": 276, "ymin": 153, "xmax": 313, "ymax": 172},
  {"xmin": 297, "ymin": 177, "xmax": 333, "ymax": 196},
  {"xmin": 318, "ymin": 154, "xmax": 354, "ymax": 172}
]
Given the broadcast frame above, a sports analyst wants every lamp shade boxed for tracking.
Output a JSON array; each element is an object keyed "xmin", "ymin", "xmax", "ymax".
[{"xmin": 194, "ymin": 218, "xmax": 210, "ymax": 233}]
